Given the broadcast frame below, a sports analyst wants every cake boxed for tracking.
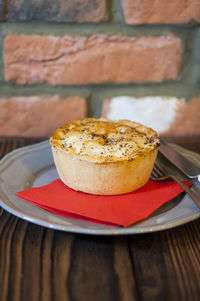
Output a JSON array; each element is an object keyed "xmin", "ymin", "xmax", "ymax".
[{"xmin": 50, "ymin": 118, "xmax": 160, "ymax": 195}]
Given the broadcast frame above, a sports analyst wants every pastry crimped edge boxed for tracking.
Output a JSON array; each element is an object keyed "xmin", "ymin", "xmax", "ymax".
[{"xmin": 50, "ymin": 118, "xmax": 160, "ymax": 195}]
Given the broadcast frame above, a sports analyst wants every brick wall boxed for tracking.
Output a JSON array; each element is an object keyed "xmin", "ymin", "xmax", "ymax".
[{"xmin": 0, "ymin": 0, "xmax": 200, "ymax": 137}]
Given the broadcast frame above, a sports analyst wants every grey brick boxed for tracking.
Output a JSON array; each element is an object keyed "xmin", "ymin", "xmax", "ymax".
[{"xmin": 7, "ymin": 0, "xmax": 106, "ymax": 22}]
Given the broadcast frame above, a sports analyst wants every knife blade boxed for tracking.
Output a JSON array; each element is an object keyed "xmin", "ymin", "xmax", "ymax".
[{"xmin": 158, "ymin": 138, "xmax": 200, "ymax": 181}]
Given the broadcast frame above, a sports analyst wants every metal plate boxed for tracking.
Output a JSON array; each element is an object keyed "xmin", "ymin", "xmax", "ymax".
[{"xmin": 0, "ymin": 140, "xmax": 200, "ymax": 235}]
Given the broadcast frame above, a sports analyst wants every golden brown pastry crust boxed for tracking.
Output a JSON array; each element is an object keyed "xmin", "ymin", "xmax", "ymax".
[
  {"xmin": 51, "ymin": 118, "xmax": 160, "ymax": 163},
  {"xmin": 50, "ymin": 118, "xmax": 160, "ymax": 195}
]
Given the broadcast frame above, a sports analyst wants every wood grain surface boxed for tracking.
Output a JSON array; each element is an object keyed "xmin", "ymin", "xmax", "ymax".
[{"xmin": 0, "ymin": 137, "xmax": 200, "ymax": 301}]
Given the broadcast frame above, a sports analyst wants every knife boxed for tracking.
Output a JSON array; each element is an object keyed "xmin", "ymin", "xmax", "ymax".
[
  {"xmin": 158, "ymin": 138, "xmax": 200, "ymax": 182},
  {"xmin": 155, "ymin": 151, "xmax": 200, "ymax": 208}
]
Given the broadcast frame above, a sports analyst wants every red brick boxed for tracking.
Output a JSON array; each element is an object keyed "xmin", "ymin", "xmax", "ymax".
[
  {"xmin": 4, "ymin": 35, "xmax": 182, "ymax": 85},
  {"xmin": 7, "ymin": 0, "xmax": 106, "ymax": 22},
  {"xmin": 165, "ymin": 98, "xmax": 200, "ymax": 136},
  {"xmin": 121, "ymin": 0, "xmax": 200, "ymax": 24},
  {"xmin": 0, "ymin": 96, "xmax": 87, "ymax": 137},
  {"xmin": 102, "ymin": 96, "xmax": 200, "ymax": 136}
]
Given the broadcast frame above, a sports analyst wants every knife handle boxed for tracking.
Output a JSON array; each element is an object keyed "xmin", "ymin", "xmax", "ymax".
[{"xmin": 171, "ymin": 175, "xmax": 200, "ymax": 209}]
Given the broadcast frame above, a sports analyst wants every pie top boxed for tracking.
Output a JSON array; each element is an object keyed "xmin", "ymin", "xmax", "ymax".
[{"xmin": 50, "ymin": 118, "xmax": 160, "ymax": 163}]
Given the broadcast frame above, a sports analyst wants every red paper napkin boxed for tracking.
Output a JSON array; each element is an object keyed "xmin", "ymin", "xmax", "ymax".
[{"xmin": 17, "ymin": 179, "xmax": 191, "ymax": 227}]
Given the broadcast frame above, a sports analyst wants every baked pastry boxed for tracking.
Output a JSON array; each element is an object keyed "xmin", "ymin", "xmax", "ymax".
[{"xmin": 50, "ymin": 118, "xmax": 160, "ymax": 195}]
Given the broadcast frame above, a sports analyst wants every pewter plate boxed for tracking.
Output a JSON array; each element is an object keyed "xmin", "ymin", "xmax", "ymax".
[{"xmin": 0, "ymin": 141, "xmax": 200, "ymax": 235}]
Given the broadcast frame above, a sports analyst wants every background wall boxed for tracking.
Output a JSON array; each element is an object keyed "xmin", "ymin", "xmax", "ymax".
[{"xmin": 0, "ymin": 0, "xmax": 200, "ymax": 137}]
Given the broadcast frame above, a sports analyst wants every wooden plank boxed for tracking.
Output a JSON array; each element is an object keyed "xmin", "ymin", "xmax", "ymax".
[
  {"xmin": 164, "ymin": 221, "xmax": 200, "ymax": 300},
  {"xmin": 129, "ymin": 220, "xmax": 200, "ymax": 301},
  {"xmin": 113, "ymin": 236, "xmax": 139, "ymax": 301},
  {"xmin": 0, "ymin": 137, "xmax": 43, "ymax": 159},
  {"xmin": 0, "ymin": 212, "xmax": 20, "ymax": 301},
  {"xmin": 67, "ymin": 234, "xmax": 136, "ymax": 301},
  {"xmin": 164, "ymin": 137, "xmax": 200, "ymax": 154},
  {"xmin": 128, "ymin": 137, "xmax": 200, "ymax": 300},
  {"xmin": 129, "ymin": 232, "xmax": 171, "ymax": 300},
  {"xmin": 0, "ymin": 218, "xmax": 139, "ymax": 301},
  {"xmin": 3, "ymin": 219, "xmax": 28, "ymax": 301}
]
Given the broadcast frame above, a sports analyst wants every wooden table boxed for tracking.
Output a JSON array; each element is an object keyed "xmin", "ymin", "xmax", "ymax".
[{"xmin": 0, "ymin": 137, "xmax": 200, "ymax": 301}]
